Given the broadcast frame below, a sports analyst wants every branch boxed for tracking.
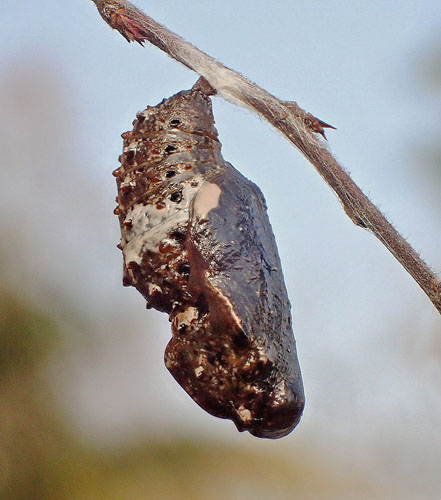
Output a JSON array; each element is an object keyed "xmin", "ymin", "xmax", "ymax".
[{"xmin": 90, "ymin": 0, "xmax": 441, "ymax": 315}]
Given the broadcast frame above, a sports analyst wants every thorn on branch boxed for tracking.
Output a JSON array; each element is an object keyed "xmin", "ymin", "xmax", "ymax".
[
  {"xmin": 283, "ymin": 101, "xmax": 336, "ymax": 140},
  {"xmin": 304, "ymin": 113, "xmax": 336, "ymax": 140}
]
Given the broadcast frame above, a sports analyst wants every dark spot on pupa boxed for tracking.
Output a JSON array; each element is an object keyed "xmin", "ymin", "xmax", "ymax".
[
  {"xmin": 122, "ymin": 275, "xmax": 132, "ymax": 287},
  {"xmin": 166, "ymin": 170, "xmax": 177, "ymax": 178},
  {"xmin": 165, "ymin": 145, "xmax": 177, "ymax": 154},
  {"xmin": 208, "ymin": 351, "xmax": 223, "ymax": 367},
  {"xmin": 169, "ymin": 118, "xmax": 181, "ymax": 127},
  {"xmin": 170, "ymin": 229, "xmax": 187, "ymax": 242},
  {"xmin": 233, "ymin": 332, "xmax": 249, "ymax": 349},
  {"xmin": 196, "ymin": 295, "xmax": 209, "ymax": 316},
  {"xmin": 126, "ymin": 261, "xmax": 139, "ymax": 271},
  {"xmin": 170, "ymin": 191, "xmax": 183, "ymax": 203},
  {"xmin": 178, "ymin": 263, "xmax": 191, "ymax": 276}
]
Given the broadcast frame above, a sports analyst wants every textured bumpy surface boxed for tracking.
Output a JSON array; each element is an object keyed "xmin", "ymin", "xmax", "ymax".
[{"xmin": 114, "ymin": 80, "xmax": 304, "ymax": 438}]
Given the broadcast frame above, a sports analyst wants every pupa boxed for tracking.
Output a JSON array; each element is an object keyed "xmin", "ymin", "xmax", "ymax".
[{"xmin": 113, "ymin": 78, "xmax": 304, "ymax": 439}]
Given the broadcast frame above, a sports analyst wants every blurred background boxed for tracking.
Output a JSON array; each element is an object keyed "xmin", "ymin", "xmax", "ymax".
[{"xmin": 1, "ymin": 1, "xmax": 440, "ymax": 498}]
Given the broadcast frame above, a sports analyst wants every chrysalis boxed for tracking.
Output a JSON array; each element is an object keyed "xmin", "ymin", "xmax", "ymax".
[{"xmin": 114, "ymin": 78, "xmax": 304, "ymax": 439}]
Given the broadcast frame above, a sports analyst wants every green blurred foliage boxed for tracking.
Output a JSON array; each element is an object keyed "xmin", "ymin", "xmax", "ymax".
[
  {"xmin": 0, "ymin": 291, "xmax": 72, "ymax": 499},
  {"xmin": 0, "ymin": 293, "xmax": 58, "ymax": 375},
  {"xmin": 0, "ymin": 290, "xmax": 375, "ymax": 500}
]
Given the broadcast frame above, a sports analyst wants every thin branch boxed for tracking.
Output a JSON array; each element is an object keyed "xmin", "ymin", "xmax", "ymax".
[{"xmin": 90, "ymin": 0, "xmax": 441, "ymax": 314}]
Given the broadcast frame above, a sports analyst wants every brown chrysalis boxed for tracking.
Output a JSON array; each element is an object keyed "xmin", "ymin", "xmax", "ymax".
[{"xmin": 113, "ymin": 78, "xmax": 304, "ymax": 438}]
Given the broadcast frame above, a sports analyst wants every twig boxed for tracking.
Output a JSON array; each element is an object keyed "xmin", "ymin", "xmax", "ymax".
[{"xmin": 90, "ymin": 0, "xmax": 441, "ymax": 314}]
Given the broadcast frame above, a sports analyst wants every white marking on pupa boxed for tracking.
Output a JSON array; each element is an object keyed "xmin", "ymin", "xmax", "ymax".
[
  {"xmin": 271, "ymin": 380, "xmax": 288, "ymax": 407},
  {"xmin": 124, "ymin": 138, "xmax": 143, "ymax": 153},
  {"xmin": 122, "ymin": 177, "xmax": 203, "ymax": 264},
  {"xmin": 123, "ymin": 210, "xmax": 186, "ymax": 265},
  {"xmin": 193, "ymin": 182, "xmax": 222, "ymax": 219},
  {"xmin": 148, "ymin": 284, "xmax": 162, "ymax": 295},
  {"xmin": 204, "ymin": 271, "xmax": 243, "ymax": 329},
  {"xmin": 122, "ymin": 174, "xmax": 138, "ymax": 188},
  {"xmin": 174, "ymin": 306, "xmax": 199, "ymax": 327},
  {"xmin": 236, "ymin": 406, "xmax": 252, "ymax": 423}
]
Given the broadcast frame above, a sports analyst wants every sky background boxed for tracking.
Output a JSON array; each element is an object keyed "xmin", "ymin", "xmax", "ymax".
[{"xmin": 1, "ymin": 1, "xmax": 441, "ymax": 499}]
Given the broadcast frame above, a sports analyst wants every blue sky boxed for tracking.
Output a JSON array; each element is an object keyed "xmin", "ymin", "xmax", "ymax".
[{"xmin": 1, "ymin": 1, "xmax": 441, "ymax": 497}]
